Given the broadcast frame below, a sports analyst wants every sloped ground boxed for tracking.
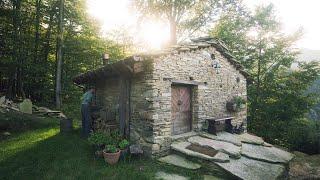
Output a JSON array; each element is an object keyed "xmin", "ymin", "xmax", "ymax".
[
  {"xmin": 289, "ymin": 151, "xmax": 320, "ymax": 179},
  {"xmin": 0, "ymin": 112, "xmax": 203, "ymax": 180}
]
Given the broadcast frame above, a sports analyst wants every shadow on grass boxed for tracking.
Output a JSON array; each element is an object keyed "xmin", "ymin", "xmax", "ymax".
[
  {"xmin": 0, "ymin": 111, "xmax": 59, "ymax": 141},
  {"xmin": 0, "ymin": 129, "xmax": 203, "ymax": 180}
]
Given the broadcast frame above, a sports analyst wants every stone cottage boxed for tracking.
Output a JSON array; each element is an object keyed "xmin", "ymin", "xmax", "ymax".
[{"xmin": 73, "ymin": 37, "xmax": 249, "ymax": 156}]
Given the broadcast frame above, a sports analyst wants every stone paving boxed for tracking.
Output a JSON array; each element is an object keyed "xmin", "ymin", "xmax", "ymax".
[
  {"xmin": 171, "ymin": 141, "xmax": 229, "ymax": 162},
  {"xmin": 158, "ymin": 154, "xmax": 201, "ymax": 170},
  {"xmin": 161, "ymin": 132, "xmax": 294, "ymax": 180},
  {"xmin": 241, "ymin": 143, "xmax": 293, "ymax": 163},
  {"xmin": 188, "ymin": 136, "xmax": 241, "ymax": 158}
]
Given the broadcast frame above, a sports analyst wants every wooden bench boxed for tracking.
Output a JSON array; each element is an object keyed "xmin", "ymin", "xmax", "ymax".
[{"xmin": 206, "ymin": 116, "xmax": 234, "ymax": 135}]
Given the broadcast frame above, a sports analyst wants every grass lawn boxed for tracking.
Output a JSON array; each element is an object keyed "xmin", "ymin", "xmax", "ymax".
[{"xmin": 0, "ymin": 112, "xmax": 204, "ymax": 180}]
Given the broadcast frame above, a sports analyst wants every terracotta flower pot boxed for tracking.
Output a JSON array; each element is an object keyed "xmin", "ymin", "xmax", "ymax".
[{"xmin": 103, "ymin": 150, "xmax": 120, "ymax": 165}]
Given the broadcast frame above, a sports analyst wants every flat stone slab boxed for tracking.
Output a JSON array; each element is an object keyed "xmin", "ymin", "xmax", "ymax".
[
  {"xmin": 158, "ymin": 154, "xmax": 201, "ymax": 170},
  {"xmin": 215, "ymin": 156, "xmax": 286, "ymax": 180},
  {"xmin": 241, "ymin": 143, "xmax": 294, "ymax": 164},
  {"xmin": 171, "ymin": 141, "xmax": 229, "ymax": 162},
  {"xmin": 155, "ymin": 171, "xmax": 189, "ymax": 180},
  {"xmin": 188, "ymin": 136, "xmax": 241, "ymax": 158},
  {"xmin": 200, "ymin": 132, "xmax": 242, "ymax": 146},
  {"xmin": 239, "ymin": 133, "xmax": 264, "ymax": 145},
  {"xmin": 171, "ymin": 131, "xmax": 198, "ymax": 141},
  {"xmin": 263, "ymin": 142, "xmax": 273, "ymax": 147}
]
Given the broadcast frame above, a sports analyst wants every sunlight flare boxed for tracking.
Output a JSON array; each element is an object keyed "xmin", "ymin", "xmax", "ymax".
[{"xmin": 137, "ymin": 22, "xmax": 170, "ymax": 49}]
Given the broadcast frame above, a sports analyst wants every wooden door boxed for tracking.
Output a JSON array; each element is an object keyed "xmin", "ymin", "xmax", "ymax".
[{"xmin": 171, "ymin": 86, "xmax": 192, "ymax": 135}]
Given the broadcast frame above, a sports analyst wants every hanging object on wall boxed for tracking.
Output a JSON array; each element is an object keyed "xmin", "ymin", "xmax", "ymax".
[{"xmin": 211, "ymin": 54, "xmax": 221, "ymax": 74}]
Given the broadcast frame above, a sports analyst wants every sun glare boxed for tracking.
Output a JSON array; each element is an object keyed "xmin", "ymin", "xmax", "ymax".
[
  {"xmin": 138, "ymin": 22, "xmax": 170, "ymax": 50},
  {"xmin": 87, "ymin": 0, "xmax": 170, "ymax": 50}
]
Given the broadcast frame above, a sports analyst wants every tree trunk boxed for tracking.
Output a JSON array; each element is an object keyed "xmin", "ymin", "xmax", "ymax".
[
  {"xmin": 256, "ymin": 40, "xmax": 262, "ymax": 103},
  {"xmin": 55, "ymin": 0, "xmax": 64, "ymax": 109},
  {"xmin": 169, "ymin": 17, "xmax": 177, "ymax": 45},
  {"xmin": 33, "ymin": 0, "xmax": 41, "ymax": 63},
  {"xmin": 7, "ymin": 0, "xmax": 25, "ymax": 100},
  {"xmin": 42, "ymin": 6, "xmax": 55, "ymax": 63}
]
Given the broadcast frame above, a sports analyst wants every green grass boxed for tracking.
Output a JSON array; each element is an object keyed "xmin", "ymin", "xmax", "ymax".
[{"xmin": 0, "ymin": 112, "xmax": 204, "ymax": 180}]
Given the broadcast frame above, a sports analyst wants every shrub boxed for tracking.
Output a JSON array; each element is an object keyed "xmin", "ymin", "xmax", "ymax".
[
  {"xmin": 251, "ymin": 118, "xmax": 320, "ymax": 155},
  {"xmin": 88, "ymin": 132, "xmax": 106, "ymax": 146},
  {"xmin": 103, "ymin": 130, "xmax": 121, "ymax": 146},
  {"xmin": 285, "ymin": 119, "xmax": 320, "ymax": 154},
  {"xmin": 105, "ymin": 145, "xmax": 118, "ymax": 153},
  {"xmin": 119, "ymin": 139, "xmax": 129, "ymax": 150}
]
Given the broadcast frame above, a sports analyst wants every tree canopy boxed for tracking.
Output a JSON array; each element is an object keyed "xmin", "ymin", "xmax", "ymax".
[
  {"xmin": 0, "ymin": 0, "xmax": 318, "ymax": 153},
  {"xmin": 211, "ymin": 3, "xmax": 320, "ymax": 153},
  {"xmin": 132, "ymin": 0, "xmax": 241, "ymax": 45}
]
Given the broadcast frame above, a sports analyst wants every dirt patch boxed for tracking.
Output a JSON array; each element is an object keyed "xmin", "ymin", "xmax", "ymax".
[{"xmin": 186, "ymin": 143, "xmax": 218, "ymax": 157}]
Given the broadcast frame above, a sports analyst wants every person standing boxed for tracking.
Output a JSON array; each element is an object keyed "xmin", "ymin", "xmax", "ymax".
[{"xmin": 81, "ymin": 88, "xmax": 95, "ymax": 138}]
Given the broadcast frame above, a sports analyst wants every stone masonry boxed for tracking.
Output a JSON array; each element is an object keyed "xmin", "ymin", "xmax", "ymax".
[
  {"xmin": 82, "ymin": 39, "xmax": 248, "ymax": 157},
  {"xmin": 141, "ymin": 46, "xmax": 247, "ymax": 155}
]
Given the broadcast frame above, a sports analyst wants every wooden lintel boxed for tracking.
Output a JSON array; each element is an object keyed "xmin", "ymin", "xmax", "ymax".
[{"xmin": 165, "ymin": 79, "xmax": 205, "ymax": 86}]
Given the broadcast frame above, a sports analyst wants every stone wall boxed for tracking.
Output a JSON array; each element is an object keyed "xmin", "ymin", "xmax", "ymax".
[
  {"xmin": 148, "ymin": 47, "xmax": 247, "ymax": 155},
  {"xmin": 130, "ymin": 67, "xmax": 160, "ymax": 156},
  {"xmin": 93, "ymin": 47, "xmax": 247, "ymax": 157},
  {"xmin": 93, "ymin": 60, "xmax": 160, "ymax": 156}
]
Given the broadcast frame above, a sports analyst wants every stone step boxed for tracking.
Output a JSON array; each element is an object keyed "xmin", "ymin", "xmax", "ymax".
[
  {"xmin": 200, "ymin": 132, "xmax": 242, "ymax": 146},
  {"xmin": 188, "ymin": 136, "xmax": 241, "ymax": 159},
  {"xmin": 171, "ymin": 141, "xmax": 229, "ymax": 163},
  {"xmin": 158, "ymin": 154, "xmax": 201, "ymax": 170},
  {"xmin": 238, "ymin": 133, "xmax": 264, "ymax": 145},
  {"xmin": 170, "ymin": 131, "xmax": 198, "ymax": 142},
  {"xmin": 241, "ymin": 143, "xmax": 294, "ymax": 164},
  {"xmin": 155, "ymin": 171, "xmax": 189, "ymax": 180},
  {"xmin": 214, "ymin": 156, "xmax": 286, "ymax": 180}
]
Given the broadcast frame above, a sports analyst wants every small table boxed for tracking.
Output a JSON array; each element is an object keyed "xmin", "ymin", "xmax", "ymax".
[{"xmin": 206, "ymin": 117, "xmax": 234, "ymax": 135}]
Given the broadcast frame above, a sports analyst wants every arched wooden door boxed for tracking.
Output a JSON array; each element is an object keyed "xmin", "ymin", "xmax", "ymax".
[{"xmin": 171, "ymin": 85, "xmax": 192, "ymax": 135}]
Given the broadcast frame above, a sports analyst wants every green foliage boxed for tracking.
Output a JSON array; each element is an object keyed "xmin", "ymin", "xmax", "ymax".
[
  {"xmin": 234, "ymin": 96, "xmax": 246, "ymax": 108},
  {"xmin": 0, "ymin": 116, "xmax": 205, "ymax": 179},
  {"xmin": 87, "ymin": 132, "xmax": 106, "ymax": 146},
  {"xmin": 132, "ymin": 0, "xmax": 239, "ymax": 43},
  {"xmin": 285, "ymin": 119, "xmax": 320, "ymax": 154},
  {"xmin": 104, "ymin": 145, "xmax": 118, "ymax": 153},
  {"xmin": 227, "ymin": 96, "xmax": 246, "ymax": 112},
  {"xmin": 0, "ymin": 0, "xmax": 125, "ymax": 117},
  {"xmin": 119, "ymin": 139, "xmax": 130, "ymax": 150},
  {"xmin": 212, "ymin": 3, "xmax": 320, "ymax": 154}
]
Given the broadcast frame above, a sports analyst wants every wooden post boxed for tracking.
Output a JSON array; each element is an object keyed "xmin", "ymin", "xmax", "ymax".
[
  {"xmin": 55, "ymin": 0, "xmax": 64, "ymax": 109},
  {"xmin": 119, "ymin": 77, "xmax": 131, "ymax": 137},
  {"xmin": 126, "ymin": 79, "xmax": 131, "ymax": 137}
]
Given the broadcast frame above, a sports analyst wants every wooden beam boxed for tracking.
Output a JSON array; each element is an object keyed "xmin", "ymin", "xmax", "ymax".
[
  {"xmin": 119, "ymin": 77, "xmax": 125, "ymax": 136},
  {"xmin": 119, "ymin": 76, "xmax": 130, "ymax": 137},
  {"xmin": 164, "ymin": 78, "xmax": 205, "ymax": 86}
]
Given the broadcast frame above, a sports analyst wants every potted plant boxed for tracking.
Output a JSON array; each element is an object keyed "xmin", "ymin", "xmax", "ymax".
[
  {"xmin": 103, "ymin": 144, "xmax": 121, "ymax": 165},
  {"xmin": 119, "ymin": 139, "xmax": 129, "ymax": 160},
  {"xmin": 226, "ymin": 96, "xmax": 246, "ymax": 112},
  {"xmin": 88, "ymin": 132, "xmax": 106, "ymax": 157}
]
